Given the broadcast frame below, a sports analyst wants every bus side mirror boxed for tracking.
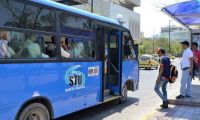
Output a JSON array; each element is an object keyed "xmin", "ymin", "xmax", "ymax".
[{"xmin": 133, "ymin": 44, "xmax": 139, "ymax": 59}]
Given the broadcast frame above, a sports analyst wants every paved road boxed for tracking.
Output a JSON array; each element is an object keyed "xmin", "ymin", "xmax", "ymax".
[{"xmin": 57, "ymin": 60, "xmax": 182, "ymax": 120}]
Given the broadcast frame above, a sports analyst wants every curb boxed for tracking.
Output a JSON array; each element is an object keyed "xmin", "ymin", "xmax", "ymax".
[
  {"xmin": 168, "ymin": 79, "xmax": 200, "ymax": 107},
  {"xmin": 168, "ymin": 99, "xmax": 200, "ymax": 107}
]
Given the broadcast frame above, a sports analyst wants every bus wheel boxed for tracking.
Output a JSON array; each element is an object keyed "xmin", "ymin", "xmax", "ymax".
[
  {"xmin": 18, "ymin": 103, "xmax": 50, "ymax": 120},
  {"xmin": 119, "ymin": 85, "xmax": 128, "ymax": 103}
]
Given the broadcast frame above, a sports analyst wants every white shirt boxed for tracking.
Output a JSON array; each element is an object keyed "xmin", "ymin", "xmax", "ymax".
[
  {"xmin": 0, "ymin": 39, "xmax": 11, "ymax": 58},
  {"xmin": 61, "ymin": 47, "xmax": 70, "ymax": 58},
  {"xmin": 181, "ymin": 48, "xmax": 193, "ymax": 69}
]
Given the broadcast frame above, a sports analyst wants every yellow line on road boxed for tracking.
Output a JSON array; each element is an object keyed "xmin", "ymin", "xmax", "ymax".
[{"xmin": 141, "ymin": 111, "xmax": 157, "ymax": 120}]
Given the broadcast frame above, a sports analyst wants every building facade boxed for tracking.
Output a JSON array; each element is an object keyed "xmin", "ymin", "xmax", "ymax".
[
  {"xmin": 52, "ymin": 0, "xmax": 141, "ymax": 40},
  {"xmin": 75, "ymin": 0, "xmax": 140, "ymax": 40}
]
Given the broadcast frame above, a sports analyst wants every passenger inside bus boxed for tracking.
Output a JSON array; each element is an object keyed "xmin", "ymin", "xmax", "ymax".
[
  {"xmin": 73, "ymin": 40, "xmax": 85, "ymax": 58},
  {"xmin": 61, "ymin": 37, "xmax": 70, "ymax": 58},
  {"xmin": 123, "ymin": 35, "xmax": 132, "ymax": 59},
  {"xmin": 35, "ymin": 35, "xmax": 49, "ymax": 58},
  {"xmin": 15, "ymin": 34, "xmax": 42, "ymax": 58},
  {"xmin": 45, "ymin": 36, "xmax": 56, "ymax": 58},
  {"xmin": 23, "ymin": 35, "xmax": 42, "ymax": 58},
  {"xmin": 0, "ymin": 31, "xmax": 15, "ymax": 58}
]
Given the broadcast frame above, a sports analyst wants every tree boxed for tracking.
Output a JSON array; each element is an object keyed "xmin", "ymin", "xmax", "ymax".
[
  {"xmin": 170, "ymin": 40, "xmax": 183, "ymax": 56},
  {"xmin": 136, "ymin": 37, "xmax": 182, "ymax": 57},
  {"xmin": 155, "ymin": 37, "xmax": 169, "ymax": 51}
]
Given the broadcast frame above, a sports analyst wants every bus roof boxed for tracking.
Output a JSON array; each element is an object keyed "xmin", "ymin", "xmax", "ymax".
[{"xmin": 30, "ymin": 0, "xmax": 121, "ymax": 27}]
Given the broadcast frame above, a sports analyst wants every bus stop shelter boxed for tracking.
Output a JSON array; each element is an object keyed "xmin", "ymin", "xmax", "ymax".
[{"xmin": 162, "ymin": 0, "xmax": 200, "ymax": 45}]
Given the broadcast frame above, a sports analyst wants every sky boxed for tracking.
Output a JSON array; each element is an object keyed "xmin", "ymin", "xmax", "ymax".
[{"xmin": 134, "ymin": 0, "xmax": 183, "ymax": 38}]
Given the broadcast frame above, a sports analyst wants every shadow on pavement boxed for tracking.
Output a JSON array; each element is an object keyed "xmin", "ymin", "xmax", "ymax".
[
  {"xmin": 153, "ymin": 105, "xmax": 200, "ymax": 120},
  {"xmin": 140, "ymin": 68, "xmax": 158, "ymax": 71},
  {"xmin": 150, "ymin": 79, "xmax": 200, "ymax": 120},
  {"xmin": 169, "ymin": 80, "xmax": 200, "ymax": 107},
  {"xmin": 56, "ymin": 97, "xmax": 139, "ymax": 120}
]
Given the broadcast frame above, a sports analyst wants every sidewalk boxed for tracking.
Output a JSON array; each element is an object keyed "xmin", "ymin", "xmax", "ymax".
[
  {"xmin": 147, "ymin": 105, "xmax": 200, "ymax": 120},
  {"xmin": 168, "ymin": 78, "xmax": 200, "ymax": 107},
  {"xmin": 144, "ymin": 79, "xmax": 200, "ymax": 120}
]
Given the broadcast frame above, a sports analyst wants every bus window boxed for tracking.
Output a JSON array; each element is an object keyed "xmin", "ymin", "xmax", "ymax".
[
  {"xmin": 60, "ymin": 13, "xmax": 95, "ymax": 31},
  {"xmin": 110, "ymin": 35, "xmax": 118, "ymax": 48},
  {"xmin": 61, "ymin": 36, "xmax": 95, "ymax": 59},
  {"xmin": 0, "ymin": 0, "xmax": 56, "ymax": 32},
  {"xmin": 0, "ymin": 30, "xmax": 56, "ymax": 59},
  {"xmin": 123, "ymin": 32, "xmax": 136, "ymax": 59}
]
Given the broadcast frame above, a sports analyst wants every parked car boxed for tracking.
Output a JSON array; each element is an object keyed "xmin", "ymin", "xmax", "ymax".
[
  {"xmin": 166, "ymin": 54, "xmax": 176, "ymax": 60},
  {"xmin": 152, "ymin": 54, "xmax": 159, "ymax": 61},
  {"xmin": 139, "ymin": 54, "xmax": 159, "ymax": 70}
]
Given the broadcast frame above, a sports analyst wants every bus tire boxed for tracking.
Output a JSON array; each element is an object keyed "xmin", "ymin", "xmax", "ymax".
[
  {"xmin": 18, "ymin": 103, "xmax": 50, "ymax": 120},
  {"xmin": 119, "ymin": 85, "xmax": 128, "ymax": 103}
]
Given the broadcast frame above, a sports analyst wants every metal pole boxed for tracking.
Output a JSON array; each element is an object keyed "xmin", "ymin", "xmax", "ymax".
[
  {"xmin": 169, "ymin": 20, "xmax": 171, "ymax": 54},
  {"xmin": 91, "ymin": 0, "xmax": 94, "ymax": 13},
  {"xmin": 153, "ymin": 30, "xmax": 154, "ymax": 54},
  {"xmin": 188, "ymin": 29, "xmax": 192, "ymax": 47}
]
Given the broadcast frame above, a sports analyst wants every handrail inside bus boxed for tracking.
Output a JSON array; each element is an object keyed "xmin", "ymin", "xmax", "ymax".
[{"xmin": 107, "ymin": 59, "xmax": 119, "ymax": 73}]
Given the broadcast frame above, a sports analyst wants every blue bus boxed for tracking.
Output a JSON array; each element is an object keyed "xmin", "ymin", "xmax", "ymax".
[{"xmin": 0, "ymin": 0, "xmax": 139, "ymax": 119}]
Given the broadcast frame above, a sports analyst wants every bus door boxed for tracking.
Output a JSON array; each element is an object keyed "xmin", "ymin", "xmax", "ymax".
[
  {"xmin": 103, "ymin": 29, "xmax": 121, "ymax": 100},
  {"xmin": 121, "ymin": 31, "xmax": 139, "ymax": 95}
]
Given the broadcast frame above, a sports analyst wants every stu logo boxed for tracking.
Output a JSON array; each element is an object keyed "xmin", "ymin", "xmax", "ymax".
[
  {"xmin": 64, "ymin": 65, "xmax": 86, "ymax": 92},
  {"xmin": 69, "ymin": 75, "xmax": 83, "ymax": 86}
]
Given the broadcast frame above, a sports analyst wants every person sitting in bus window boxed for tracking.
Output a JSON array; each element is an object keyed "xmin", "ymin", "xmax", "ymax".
[
  {"xmin": 17, "ymin": 34, "xmax": 42, "ymax": 58},
  {"xmin": 123, "ymin": 36, "xmax": 132, "ymax": 59},
  {"xmin": 0, "ymin": 31, "xmax": 15, "ymax": 58},
  {"xmin": 61, "ymin": 37, "xmax": 71, "ymax": 52},
  {"xmin": 74, "ymin": 41, "xmax": 85, "ymax": 58},
  {"xmin": 35, "ymin": 35, "xmax": 49, "ymax": 58},
  {"xmin": 61, "ymin": 37, "xmax": 70, "ymax": 58},
  {"xmin": 45, "ymin": 36, "xmax": 56, "ymax": 58},
  {"xmin": 26, "ymin": 35, "xmax": 42, "ymax": 58}
]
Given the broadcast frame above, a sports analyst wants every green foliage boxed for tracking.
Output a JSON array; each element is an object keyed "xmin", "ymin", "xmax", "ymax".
[
  {"xmin": 136, "ymin": 37, "xmax": 182, "ymax": 56},
  {"xmin": 170, "ymin": 41, "xmax": 183, "ymax": 56}
]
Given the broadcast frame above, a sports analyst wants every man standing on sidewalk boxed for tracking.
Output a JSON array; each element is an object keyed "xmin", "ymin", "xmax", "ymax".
[
  {"xmin": 176, "ymin": 41, "xmax": 193, "ymax": 99},
  {"xmin": 154, "ymin": 48, "xmax": 170, "ymax": 108},
  {"xmin": 191, "ymin": 42, "xmax": 200, "ymax": 80}
]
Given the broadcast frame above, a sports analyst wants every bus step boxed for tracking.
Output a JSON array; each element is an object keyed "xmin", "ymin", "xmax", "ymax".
[
  {"xmin": 104, "ymin": 89, "xmax": 110, "ymax": 96},
  {"xmin": 104, "ymin": 95, "xmax": 120, "ymax": 103}
]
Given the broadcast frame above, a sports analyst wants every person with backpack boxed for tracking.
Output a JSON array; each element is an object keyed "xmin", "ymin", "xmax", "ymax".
[
  {"xmin": 154, "ymin": 48, "xmax": 171, "ymax": 108},
  {"xmin": 176, "ymin": 41, "xmax": 193, "ymax": 99}
]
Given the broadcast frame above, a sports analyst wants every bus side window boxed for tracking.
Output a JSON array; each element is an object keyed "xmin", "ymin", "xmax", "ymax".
[
  {"xmin": 123, "ymin": 32, "xmax": 136, "ymax": 60},
  {"xmin": 72, "ymin": 38, "xmax": 95, "ymax": 59},
  {"xmin": 0, "ymin": 30, "xmax": 56, "ymax": 59},
  {"xmin": 0, "ymin": 0, "xmax": 56, "ymax": 32},
  {"xmin": 61, "ymin": 36, "xmax": 95, "ymax": 59}
]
